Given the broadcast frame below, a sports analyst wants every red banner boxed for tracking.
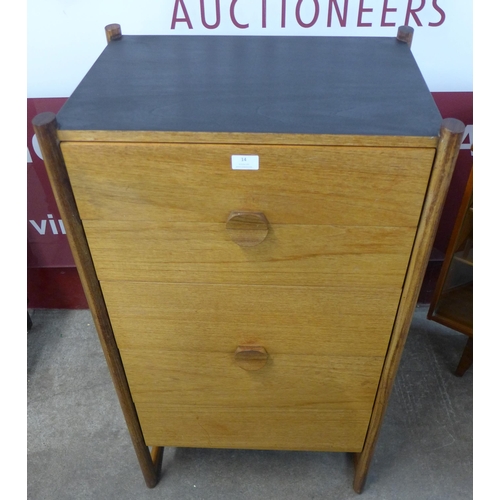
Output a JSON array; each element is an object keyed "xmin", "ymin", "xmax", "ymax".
[
  {"xmin": 27, "ymin": 92, "xmax": 472, "ymax": 308},
  {"xmin": 431, "ymin": 92, "xmax": 473, "ymax": 253},
  {"xmin": 27, "ymin": 98, "xmax": 88, "ymax": 308},
  {"xmin": 27, "ymin": 98, "xmax": 71, "ymax": 268}
]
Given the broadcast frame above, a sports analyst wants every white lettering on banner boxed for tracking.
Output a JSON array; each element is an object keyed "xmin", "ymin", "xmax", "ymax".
[
  {"xmin": 460, "ymin": 124, "xmax": 472, "ymax": 153},
  {"xmin": 27, "ymin": 147, "xmax": 33, "ymax": 163},
  {"xmin": 48, "ymin": 214, "xmax": 59, "ymax": 235},
  {"xmin": 32, "ymin": 134, "xmax": 43, "ymax": 160},
  {"xmin": 170, "ymin": 0, "xmax": 447, "ymax": 30},
  {"xmin": 29, "ymin": 220, "xmax": 46, "ymax": 235},
  {"xmin": 29, "ymin": 215, "xmax": 66, "ymax": 236}
]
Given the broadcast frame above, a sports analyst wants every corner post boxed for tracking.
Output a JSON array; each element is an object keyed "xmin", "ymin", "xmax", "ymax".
[
  {"xmin": 397, "ymin": 25, "xmax": 414, "ymax": 48},
  {"xmin": 32, "ymin": 112, "xmax": 164, "ymax": 488},
  {"xmin": 105, "ymin": 23, "xmax": 122, "ymax": 44},
  {"xmin": 352, "ymin": 117, "xmax": 465, "ymax": 493}
]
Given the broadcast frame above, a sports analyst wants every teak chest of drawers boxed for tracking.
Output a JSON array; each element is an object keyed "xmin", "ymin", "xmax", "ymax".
[{"xmin": 34, "ymin": 25, "xmax": 464, "ymax": 493}]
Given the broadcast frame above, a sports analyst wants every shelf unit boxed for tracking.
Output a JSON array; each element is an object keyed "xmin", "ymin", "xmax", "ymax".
[{"xmin": 428, "ymin": 168, "xmax": 473, "ymax": 375}]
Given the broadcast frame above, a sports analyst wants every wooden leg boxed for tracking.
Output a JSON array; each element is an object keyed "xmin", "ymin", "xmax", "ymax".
[
  {"xmin": 455, "ymin": 337, "xmax": 473, "ymax": 377},
  {"xmin": 151, "ymin": 446, "xmax": 165, "ymax": 484},
  {"xmin": 353, "ymin": 452, "xmax": 368, "ymax": 494},
  {"xmin": 33, "ymin": 112, "xmax": 164, "ymax": 489},
  {"xmin": 352, "ymin": 117, "xmax": 465, "ymax": 493}
]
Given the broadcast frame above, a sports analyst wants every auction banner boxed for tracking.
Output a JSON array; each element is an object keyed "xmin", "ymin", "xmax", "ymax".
[{"xmin": 27, "ymin": 0, "xmax": 472, "ymax": 307}]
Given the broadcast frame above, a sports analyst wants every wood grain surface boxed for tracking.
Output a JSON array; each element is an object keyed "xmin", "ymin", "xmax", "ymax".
[
  {"xmin": 84, "ymin": 220, "xmax": 416, "ymax": 287},
  {"xmin": 137, "ymin": 406, "xmax": 372, "ymax": 452},
  {"xmin": 57, "ymin": 129, "xmax": 439, "ymax": 148},
  {"xmin": 100, "ymin": 281, "xmax": 401, "ymax": 357},
  {"xmin": 119, "ymin": 350, "xmax": 384, "ymax": 409},
  {"xmin": 61, "ymin": 142, "xmax": 434, "ymax": 226},
  {"xmin": 125, "ymin": 350, "xmax": 382, "ymax": 451}
]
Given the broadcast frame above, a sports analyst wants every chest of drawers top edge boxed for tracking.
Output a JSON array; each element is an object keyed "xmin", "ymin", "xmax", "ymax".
[{"xmin": 55, "ymin": 30, "xmax": 442, "ymax": 142}]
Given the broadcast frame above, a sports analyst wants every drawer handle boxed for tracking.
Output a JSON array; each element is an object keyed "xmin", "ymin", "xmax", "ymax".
[
  {"xmin": 234, "ymin": 346, "xmax": 268, "ymax": 371},
  {"xmin": 226, "ymin": 211, "xmax": 269, "ymax": 247}
]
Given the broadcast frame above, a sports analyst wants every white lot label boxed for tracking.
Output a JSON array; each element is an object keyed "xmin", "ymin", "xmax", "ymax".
[{"xmin": 231, "ymin": 155, "xmax": 259, "ymax": 170}]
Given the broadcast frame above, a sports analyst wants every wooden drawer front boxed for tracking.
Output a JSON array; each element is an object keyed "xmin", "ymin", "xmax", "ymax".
[
  {"xmin": 138, "ymin": 407, "xmax": 372, "ymax": 452},
  {"xmin": 85, "ymin": 220, "xmax": 416, "ymax": 287},
  {"xmin": 121, "ymin": 349, "xmax": 382, "ymax": 451},
  {"xmin": 121, "ymin": 350, "xmax": 383, "ymax": 409},
  {"xmin": 100, "ymin": 281, "xmax": 401, "ymax": 357},
  {"xmin": 61, "ymin": 142, "xmax": 434, "ymax": 227}
]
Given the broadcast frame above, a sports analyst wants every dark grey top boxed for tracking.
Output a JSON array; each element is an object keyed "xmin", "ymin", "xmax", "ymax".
[{"xmin": 57, "ymin": 35, "xmax": 442, "ymax": 137}]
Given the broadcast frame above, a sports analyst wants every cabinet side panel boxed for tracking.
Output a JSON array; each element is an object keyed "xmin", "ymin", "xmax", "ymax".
[
  {"xmin": 353, "ymin": 119, "xmax": 465, "ymax": 492},
  {"xmin": 32, "ymin": 113, "xmax": 161, "ymax": 488}
]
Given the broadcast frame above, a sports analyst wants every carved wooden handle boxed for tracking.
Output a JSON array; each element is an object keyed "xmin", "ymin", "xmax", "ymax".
[
  {"xmin": 226, "ymin": 211, "xmax": 269, "ymax": 247},
  {"xmin": 234, "ymin": 346, "xmax": 269, "ymax": 371}
]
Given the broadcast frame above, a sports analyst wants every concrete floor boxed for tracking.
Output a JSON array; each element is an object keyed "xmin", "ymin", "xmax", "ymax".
[{"xmin": 27, "ymin": 306, "xmax": 472, "ymax": 500}]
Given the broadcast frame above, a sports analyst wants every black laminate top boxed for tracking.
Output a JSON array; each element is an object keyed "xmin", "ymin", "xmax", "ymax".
[{"xmin": 57, "ymin": 35, "xmax": 442, "ymax": 137}]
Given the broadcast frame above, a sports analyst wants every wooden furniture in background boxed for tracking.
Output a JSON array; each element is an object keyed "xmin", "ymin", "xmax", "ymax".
[
  {"xmin": 428, "ymin": 168, "xmax": 473, "ymax": 376},
  {"xmin": 33, "ymin": 26, "xmax": 464, "ymax": 493}
]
